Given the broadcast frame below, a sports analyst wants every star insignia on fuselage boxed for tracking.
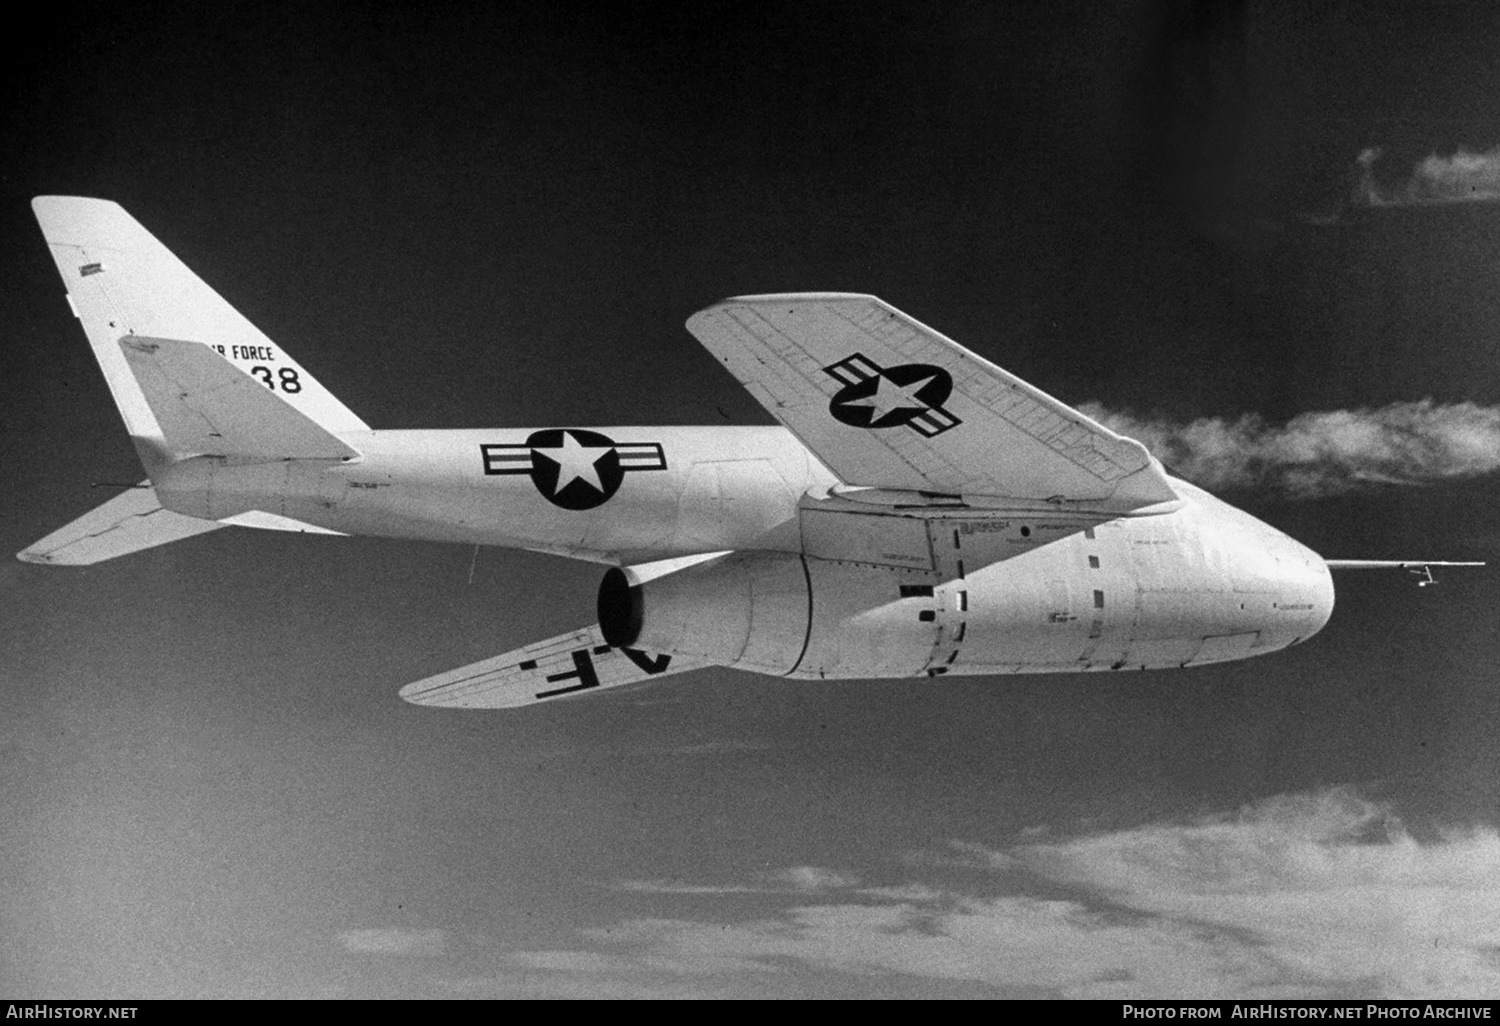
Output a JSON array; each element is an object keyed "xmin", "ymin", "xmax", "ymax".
[
  {"xmin": 534, "ymin": 430, "xmax": 613, "ymax": 494},
  {"xmin": 479, "ymin": 429, "xmax": 668, "ymax": 510},
  {"xmin": 824, "ymin": 353, "xmax": 962, "ymax": 437}
]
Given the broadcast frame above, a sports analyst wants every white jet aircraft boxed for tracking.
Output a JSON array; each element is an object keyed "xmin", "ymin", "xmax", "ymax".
[{"xmin": 19, "ymin": 197, "xmax": 1482, "ymax": 708}]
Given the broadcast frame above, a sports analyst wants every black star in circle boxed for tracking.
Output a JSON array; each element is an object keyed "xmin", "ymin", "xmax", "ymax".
[
  {"xmin": 829, "ymin": 362, "xmax": 954, "ymax": 429},
  {"xmin": 525, "ymin": 429, "xmax": 624, "ymax": 510}
]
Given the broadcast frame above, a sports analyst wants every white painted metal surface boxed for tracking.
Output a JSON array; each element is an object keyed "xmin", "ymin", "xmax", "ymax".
[
  {"xmin": 19, "ymin": 197, "xmax": 1472, "ymax": 709},
  {"xmin": 685, "ymin": 294, "xmax": 1178, "ymax": 509}
]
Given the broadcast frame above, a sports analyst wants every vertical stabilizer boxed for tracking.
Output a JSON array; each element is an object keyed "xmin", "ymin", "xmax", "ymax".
[{"xmin": 31, "ymin": 197, "xmax": 368, "ymax": 469}]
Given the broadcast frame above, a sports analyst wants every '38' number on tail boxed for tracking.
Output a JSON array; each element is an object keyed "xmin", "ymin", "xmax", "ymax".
[{"xmin": 250, "ymin": 366, "xmax": 302, "ymax": 393}]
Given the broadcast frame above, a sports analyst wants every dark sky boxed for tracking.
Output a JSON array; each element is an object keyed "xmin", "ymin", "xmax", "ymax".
[{"xmin": 3, "ymin": 0, "xmax": 1499, "ymax": 999}]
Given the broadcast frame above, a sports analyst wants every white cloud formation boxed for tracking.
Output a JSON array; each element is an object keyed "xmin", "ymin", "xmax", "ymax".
[
  {"xmin": 510, "ymin": 789, "xmax": 1500, "ymax": 998},
  {"xmin": 1080, "ymin": 399, "xmax": 1500, "ymax": 498},
  {"xmin": 614, "ymin": 880, "xmax": 764, "ymax": 896},
  {"xmin": 771, "ymin": 866, "xmax": 859, "ymax": 891},
  {"xmin": 615, "ymin": 865, "xmax": 857, "ymax": 896},
  {"xmin": 336, "ymin": 928, "xmax": 447, "ymax": 957},
  {"xmin": 1017, "ymin": 791, "xmax": 1500, "ymax": 997},
  {"xmin": 1355, "ymin": 146, "xmax": 1500, "ymax": 207}
]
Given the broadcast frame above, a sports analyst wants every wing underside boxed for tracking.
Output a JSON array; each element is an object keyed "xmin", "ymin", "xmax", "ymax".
[{"xmin": 399, "ymin": 625, "xmax": 706, "ymax": 709}]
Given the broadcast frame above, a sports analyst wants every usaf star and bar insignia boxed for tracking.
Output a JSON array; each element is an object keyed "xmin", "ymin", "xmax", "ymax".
[
  {"xmin": 481, "ymin": 429, "xmax": 667, "ymax": 510},
  {"xmin": 823, "ymin": 353, "xmax": 962, "ymax": 438}
]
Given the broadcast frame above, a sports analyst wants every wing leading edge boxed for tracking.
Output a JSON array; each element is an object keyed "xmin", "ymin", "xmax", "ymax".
[{"xmin": 686, "ymin": 294, "xmax": 1177, "ymax": 509}]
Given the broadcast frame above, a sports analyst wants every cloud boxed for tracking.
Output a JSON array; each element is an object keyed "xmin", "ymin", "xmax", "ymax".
[
  {"xmin": 614, "ymin": 880, "xmax": 764, "ymax": 896},
  {"xmin": 1355, "ymin": 146, "xmax": 1500, "ymax": 208},
  {"xmin": 1013, "ymin": 790, "xmax": 1500, "ymax": 997},
  {"xmin": 513, "ymin": 945, "xmax": 772, "ymax": 980},
  {"xmin": 615, "ymin": 865, "xmax": 857, "ymax": 896},
  {"xmin": 514, "ymin": 896, "xmax": 1266, "ymax": 998},
  {"xmin": 903, "ymin": 839, "xmax": 1019, "ymax": 872},
  {"xmin": 771, "ymin": 866, "xmax": 859, "ymax": 891},
  {"xmin": 436, "ymin": 967, "xmax": 752, "ymax": 1000},
  {"xmin": 1080, "ymin": 399, "xmax": 1500, "ymax": 498},
  {"xmin": 336, "ymin": 928, "xmax": 447, "ymax": 957},
  {"xmin": 509, "ymin": 789, "xmax": 1500, "ymax": 998}
]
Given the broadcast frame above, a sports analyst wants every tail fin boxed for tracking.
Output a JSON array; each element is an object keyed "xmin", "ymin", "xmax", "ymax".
[{"xmin": 31, "ymin": 196, "xmax": 368, "ymax": 469}]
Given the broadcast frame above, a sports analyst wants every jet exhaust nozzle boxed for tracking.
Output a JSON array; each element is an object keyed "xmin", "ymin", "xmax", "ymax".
[{"xmin": 597, "ymin": 567, "xmax": 644, "ymax": 647}]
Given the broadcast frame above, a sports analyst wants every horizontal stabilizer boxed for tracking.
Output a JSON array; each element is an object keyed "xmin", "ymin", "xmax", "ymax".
[
  {"xmin": 400, "ymin": 624, "xmax": 706, "ymax": 709},
  {"xmin": 121, "ymin": 336, "xmax": 359, "ymax": 460},
  {"xmin": 17, "ymin": 483, "xmax": 223, "ymax": 565}
]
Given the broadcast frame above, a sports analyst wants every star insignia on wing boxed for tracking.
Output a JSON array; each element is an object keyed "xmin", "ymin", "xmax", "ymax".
[{"xmin": 823, "ymin": 354, "xmax": 962, "ymax": 437}]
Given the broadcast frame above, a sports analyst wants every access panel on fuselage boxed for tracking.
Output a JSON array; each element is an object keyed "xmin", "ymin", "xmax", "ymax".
[
  {"xmin": 800, "ymin": 509, "xmax": 935, "ymax": 570},
  {"xmin": 920, "ymin": 519, "xmax": 1117, "ymax": 674},
  {"xmin": 670, "ymin": 459, "xmax": 802, "ymax": 552}
]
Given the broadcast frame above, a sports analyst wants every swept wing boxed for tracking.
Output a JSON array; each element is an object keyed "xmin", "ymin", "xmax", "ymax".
[
  {"xmin": 399, "ymin": 625, "xmax": 704, "ymax": 709},
  {"xmin": 685, "ymin": 293, "xmax": 1177, "ymax": 509}
]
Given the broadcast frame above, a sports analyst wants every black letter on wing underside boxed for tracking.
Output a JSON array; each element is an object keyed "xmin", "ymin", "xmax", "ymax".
[{"xmin": 621, "ymin": 648, "xmax": 671, "ymax": 675}]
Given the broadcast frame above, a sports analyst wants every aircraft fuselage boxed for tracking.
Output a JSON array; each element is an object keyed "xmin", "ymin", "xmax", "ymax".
[{"xmin": 150, "ymin": 424, "xmax": 1334, "ymax": 677}]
